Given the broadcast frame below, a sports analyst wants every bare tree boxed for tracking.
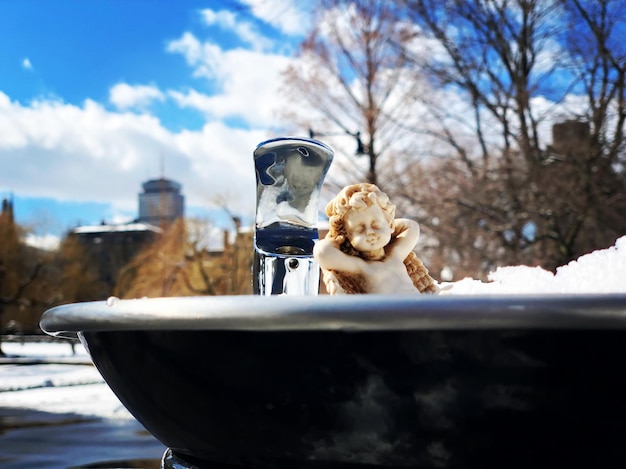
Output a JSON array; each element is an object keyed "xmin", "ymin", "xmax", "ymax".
[
  {"xmin": 282, "ymin": 0, "xmax": 422, "ymax": 190},
  {"xmin": 395, "ymin": 0, "xmax": 626, "ymax": 275},
  {"xmin": 558, "ymin": 0, "xmax": 626, "ymax": 244}
]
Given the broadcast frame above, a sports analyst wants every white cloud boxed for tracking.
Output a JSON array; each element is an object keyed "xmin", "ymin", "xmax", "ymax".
[
  {"xmin": 172, "ymin": 121, "xmax": 266, "ymax": 208},
  {"xmin": 239, "ymin": 0, "xmax": 312, "ymax": 36},
  {"xmin": 200, "ymin": 8, "xmax": 272, "ymax": 51},
  {"xmin": 0, "ymin": 91, "xmax": 270, "ymax": 221},
  {"xmin": 109, "ymin": 83, "xmax": 165, "ymax": 110},
  {"xmin": 167, "ymin": 32, "xmax": 292, "ymax": 128},
  {"xmin": 201, "ymin": 8, "xmax": 237, "ymax": 28},
  {"xmin": 167, "ymin": 32, "xmax": 220, "ymax": 78},
  {"xmin": 24, "ymin": 233, "xmax": 60, "ymax": 251},
  {"xmin": 22, "ymin": 57, "xmax": 33, "ymax": 70}
]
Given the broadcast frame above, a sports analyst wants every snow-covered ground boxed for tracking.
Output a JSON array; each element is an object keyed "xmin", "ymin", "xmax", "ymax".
[
  {"xmin": 0, "ymin": 341, "xmax": 133, "ymax": 420},
  {"xmin": 0, "ymin": 342, "xmax": 166, "ymax": 469}
]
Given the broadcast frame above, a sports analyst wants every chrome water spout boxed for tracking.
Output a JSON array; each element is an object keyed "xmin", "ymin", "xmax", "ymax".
[{"xmin": 253, "ymin": 137, "xmax": 333, "ymax": 295}]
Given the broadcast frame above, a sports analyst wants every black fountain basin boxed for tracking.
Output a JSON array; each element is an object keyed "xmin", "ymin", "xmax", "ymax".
[{"xmin": 41, "ymin": 294, "xmax": 626, "ymax": 469}]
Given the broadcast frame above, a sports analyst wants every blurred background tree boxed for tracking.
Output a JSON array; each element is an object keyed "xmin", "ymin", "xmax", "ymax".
[
  {"xmin": 114, "ymin": 218, "xmax": 253, "ymax": 299},
  {"xmin": 57, "ymin": 235, "xmax": 109, "ymax": 303},
  {"xmin": 0, "ymin": 199, "xmax": 54, "ymax": 351},
  {"xmin": 1, "ymin": 210, "xmax": 254, "ymax": 335},
  {"xmin": 283, "ymin": 0, "xmax": 422, "ymax": 190},
  {"xmin": 397, "ymin": 0, "xmax": 626, "ymax": 276}
]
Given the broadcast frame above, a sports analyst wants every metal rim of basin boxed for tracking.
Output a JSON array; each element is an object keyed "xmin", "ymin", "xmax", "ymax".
[{"xmin": 40, "ymin": 294, "xmax": 626, "ymax": 338}]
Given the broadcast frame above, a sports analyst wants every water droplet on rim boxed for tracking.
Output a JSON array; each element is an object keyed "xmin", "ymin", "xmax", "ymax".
[{"xmin": 106, "ymin": 296, "xmax": 120, "ymax": 307}]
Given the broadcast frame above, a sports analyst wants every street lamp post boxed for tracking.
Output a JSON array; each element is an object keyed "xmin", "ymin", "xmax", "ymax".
[{"xmin": 308, "ymin": 128, "xmax": 368, "ymax": 157}]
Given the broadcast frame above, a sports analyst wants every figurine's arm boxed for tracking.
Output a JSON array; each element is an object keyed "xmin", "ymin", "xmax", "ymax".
[
  {"xmin": 313, "ymin": 239, "xmax": 364, "ymax": 273},
  {"xmin": 387, "ymin": 218, "xmax": 420, "ymax": 260}
]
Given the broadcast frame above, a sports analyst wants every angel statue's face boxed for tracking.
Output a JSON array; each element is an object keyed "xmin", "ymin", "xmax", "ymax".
[{"xmin": 344, "ymin": 203, "xmax": 392, "ymax": 254}]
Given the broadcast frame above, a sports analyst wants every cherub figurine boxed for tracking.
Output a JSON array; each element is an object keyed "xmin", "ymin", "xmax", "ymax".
[{"xmin": 313, "ymin": 183, "xmax": 438, "ymax": 294}]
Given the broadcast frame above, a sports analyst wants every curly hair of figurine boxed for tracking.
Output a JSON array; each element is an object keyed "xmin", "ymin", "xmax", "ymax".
[{"xmin": 323, "ymin": 183, "xmax": 438, "ymax": 294}]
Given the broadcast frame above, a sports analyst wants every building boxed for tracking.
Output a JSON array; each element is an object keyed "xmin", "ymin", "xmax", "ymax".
[
  {"xmin": 551, "ymin": 120, "xmax": 590, "ymax": 159},
  {"xmin": 67, "ymin": 176, "xmax": 185, "ymax": 298},
  {"xmin": 138, "ymin": 178, "xmax": 185, "ymax": 229},
  {"xmin": 68, "ymin": 222, "xmax": 163, "ymax": 298}
]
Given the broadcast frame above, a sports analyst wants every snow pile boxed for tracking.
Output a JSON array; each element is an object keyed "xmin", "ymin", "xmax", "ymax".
[{"xmin": 444, "ymin": 235, "xmax": 626, "ymax": 294}]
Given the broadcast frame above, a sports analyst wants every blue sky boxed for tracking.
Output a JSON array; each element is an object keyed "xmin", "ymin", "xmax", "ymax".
[{"xmin": 0, "ymin": 0, "xmax": 312, "ymax": 247}]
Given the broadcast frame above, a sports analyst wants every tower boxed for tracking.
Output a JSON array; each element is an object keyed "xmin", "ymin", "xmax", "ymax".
[{"xmin": 138, "ymin": 177, "xmax": 185, "ymax": 228}]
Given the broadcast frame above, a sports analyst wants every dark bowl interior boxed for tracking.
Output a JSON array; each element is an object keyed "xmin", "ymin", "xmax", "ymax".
[{"xmin": 41, "ymin": 294, "xmax": 626, "ymax": 468}]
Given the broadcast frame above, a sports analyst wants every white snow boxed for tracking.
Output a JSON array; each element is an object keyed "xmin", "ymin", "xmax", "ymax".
[
  {"xmin": 1, "ymin": 340, "xmax": 88, "ymax": 359},
  {"xmin": 0, "ymin": 341, "xmax": 134, "ymax": 420},
  {"xmin": 0, "ymin": 362, "xmax": 102, "ymax": 392},
  {"xmin": 72, "ymin": 222, "xmax": 162, "ymax": 234},
  {"xmin": 442, "ymin": 235, "xmax": 626, "ymax": 294}
]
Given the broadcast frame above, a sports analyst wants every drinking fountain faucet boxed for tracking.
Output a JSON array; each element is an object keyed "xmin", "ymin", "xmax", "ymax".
[{"xmin": 253, "ymin": 137, "xmax": 334, "ymax": 295}]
